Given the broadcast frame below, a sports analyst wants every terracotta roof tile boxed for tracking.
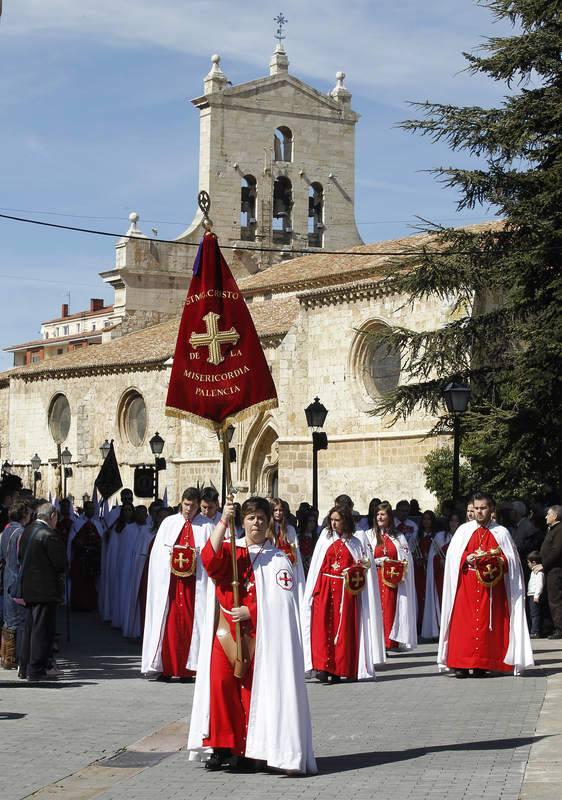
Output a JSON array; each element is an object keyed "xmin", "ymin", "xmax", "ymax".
[
  {"xmin": 239, "ymin": 222, "xmax": 502, "ymax": 296},
  {"xmin": 3, "ymin": 296, "xmax": 299, "ymax": 380}
]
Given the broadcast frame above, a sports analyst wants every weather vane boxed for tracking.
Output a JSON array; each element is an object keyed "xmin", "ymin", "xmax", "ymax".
[{"xmin": 274, "ymin": 13, "xmax": 287, "ymax": 45}]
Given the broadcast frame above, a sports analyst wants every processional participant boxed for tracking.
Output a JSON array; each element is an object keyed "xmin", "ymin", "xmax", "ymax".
[
  {"xmin": 69, "ymin": 501, "xmax": 103, "ymax": 612},
  {"xmin": 438, "ymin": 492, "xmax": 534, "ymax": 677},
  {"xmin": 302, "ymin": 504, "xmax": 383, "ymax": 683},
  {"xmin": 421, "ymin": 513, "xmax": 460, "ymax": 640},
  {"xmin": 188, "ymin": 496, "xmax": 316, "ymax": 774},
  {"xmin": 269, "ymin": 498, "xmax": 306, "ymax": 605},
  {"xmin": 409, "ymin": 510, "xmax": 438, "ymax": 628},
  {"xmin": 373, "ymin": 501, "xmax": 417, "ymax": 652},
  {"xmin": 141, "ymin": 488, "xmax": 212, "ymax": 681}
]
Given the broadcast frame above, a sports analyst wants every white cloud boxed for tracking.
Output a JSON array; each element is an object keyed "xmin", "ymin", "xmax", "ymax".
[{"xmin": 3, "ymin": 0, "xmax": 512, "ymax": 102}]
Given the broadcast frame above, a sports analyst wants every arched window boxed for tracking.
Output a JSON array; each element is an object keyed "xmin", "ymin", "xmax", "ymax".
[
  {"xmin": 272, "ymin": 176, "xmax": 293, "ymax": 244},
  {"xmin": 48, "ymin": 393, "xmax": 71, "ymax": 444},
  {"xmin": 118, "ymin": 389, "xmax": 148, "ymax": 447},
  {"xmin": 308, "ymin": 182, "xmax": 324, "ymax": 248},
  {"xmin": 273, "ymin": 126, "xmax": 293, "ymax": 162},
  {"xmin": 240, "ymin": 175, "xmax": 257, "ymax": 241}
]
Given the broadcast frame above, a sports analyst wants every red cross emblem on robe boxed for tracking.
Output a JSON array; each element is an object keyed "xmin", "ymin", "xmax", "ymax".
[
  {"xmin": 343, "ymin": 561, "xmax": 370, "ymax": 595},
  {"xmin": 170, "ymin": 544, "xmax": 196, "ymax": 578},
  {"xmin": 382, "ymin": 558, "xmax": 408, "ymax": 589},
  {"xmin": 473, "ymin": 552, "xmax": 505, "ymax": 588}
]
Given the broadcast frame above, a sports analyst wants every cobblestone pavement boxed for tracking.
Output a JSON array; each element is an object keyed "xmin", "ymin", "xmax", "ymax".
[{"xmin": 0, "ymin": 611, "xmax": 560, "ymax": 800}]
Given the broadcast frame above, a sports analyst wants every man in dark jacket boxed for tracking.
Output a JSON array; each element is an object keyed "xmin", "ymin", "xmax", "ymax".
[
  {"xmin": 19, "ymin": 503, "xmax": 66, "ymax": 680},
  {"xmin": 540, "ymin": 505, "xmax": 562, "ymax": 640}
]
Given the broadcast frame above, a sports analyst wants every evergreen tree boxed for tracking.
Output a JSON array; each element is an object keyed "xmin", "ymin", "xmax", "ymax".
[{"xmin": 371, "ymin": 0, "xmax": 562, "ymax": 500}]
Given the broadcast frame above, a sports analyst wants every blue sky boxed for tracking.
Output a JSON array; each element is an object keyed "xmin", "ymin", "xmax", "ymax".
[{"xmin": 0, "ymin": 1, "xmax": 513, "ymax": 370}]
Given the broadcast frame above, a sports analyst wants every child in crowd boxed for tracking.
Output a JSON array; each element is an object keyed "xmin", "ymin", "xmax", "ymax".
[{"xmin": 526, "ymin": 551, "xmax": 544, "ymax": 639}]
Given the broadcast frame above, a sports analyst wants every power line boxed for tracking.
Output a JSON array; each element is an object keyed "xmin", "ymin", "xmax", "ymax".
[
  {"xmin": 0, "ymin": 212, "xmax": 499, "ymax": 257},
  {"xmin": 0, "ymin": 205, "xmax": 494, "ymax": 228}
]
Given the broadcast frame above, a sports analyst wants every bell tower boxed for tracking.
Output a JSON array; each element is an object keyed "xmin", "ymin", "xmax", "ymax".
[{"xmin": 180, "ymin": 33, "xmax": 363, "ymax": 276}]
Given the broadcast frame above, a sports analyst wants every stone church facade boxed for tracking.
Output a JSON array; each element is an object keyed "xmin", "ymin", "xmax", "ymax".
[{"xmin": 0, "ymin": 44, "xmax": 453, "ymax": 516}]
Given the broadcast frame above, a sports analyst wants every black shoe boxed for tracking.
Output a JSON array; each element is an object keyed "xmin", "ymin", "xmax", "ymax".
[
  {"xmin": 330, "ymin": 674, "xmax": 341, "ymax": 684},
  {"xmin": 178, "ymin": 676, "xmax": 194, "ymax": 683},
  {"xmin": 472, "ymin": 668, "xmax": 488, "ymax": 678},
  {"xmin": 530, "ymin": 633, "xmax": 541, "ymax": 639},
  {"xmin": 27, "ymin": 672, "xmax": 57, "ymax": 682},
  {"xmin": 316, "ymin": 670, "xmax": 330, "ymax": 683},
  {"xmin": 228, "ymin": 756, "xmax": 258, "ymax": 773},
  {"xmin": 205, "ymin": 752, "xmax": 228, "ymax": 771},
  {"xmin": 454, "ymin": 669, "xmax": 469, "ymax": 679},
  {"xmin": 547, "ymin": 630, "xmax": 562, "ymax": 640},
  {"xmin": 146, "ymin": 673, "xmax": 172, "ymax": 682}
]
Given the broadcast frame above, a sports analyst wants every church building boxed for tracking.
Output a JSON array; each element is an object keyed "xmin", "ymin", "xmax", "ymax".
[{"xmin": 0, "ymin": 40, "xmax": 455, "ymax": 515}]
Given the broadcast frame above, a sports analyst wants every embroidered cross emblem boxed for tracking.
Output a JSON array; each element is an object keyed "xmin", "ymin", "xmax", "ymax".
[
  {"xmin": 174, "ymin": 552, "xmax": 189, "ymax": 569},
  {"xmin": 276, "ymin": 569, "xmax": 294, "ymax": 590},
  {"xmin": 484, "ymin": 564, "xmax": 497, "ymax": 579},
  {"xmin": 189, "ymin": 312, "xmax": 239, "ymax": 366},
  {"xmin": 389, "ymin": 567, "xmax": 399, "ymax": 579},
  {"xmin": 350, "ymin": 572, "xmax": 364, "ymax": 589}
]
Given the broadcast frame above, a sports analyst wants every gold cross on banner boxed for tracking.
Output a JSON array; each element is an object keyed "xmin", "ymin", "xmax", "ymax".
[
  {"xmin": 484, "ymin": 564, "xmax": 497, "ymax": 579},
  {"xmin": 189, "ymin": 312, "xmax": 239, "ymax": 366},
  {"xmin": 389, "ymin": 567, "xmax": 399, "ymax": 579},
  {"xmin": 175, "ymin": 552, "xmax": 189, "ymax": 569}
]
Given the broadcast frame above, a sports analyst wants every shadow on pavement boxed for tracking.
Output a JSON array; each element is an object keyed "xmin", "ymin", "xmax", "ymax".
[
  {"xmin": 316, "ymin": 735, "xmax": 548, "ymax": 774},
  {"xmin": 0, "ymin": 712, "xmax": 26, "ymax": 720}
]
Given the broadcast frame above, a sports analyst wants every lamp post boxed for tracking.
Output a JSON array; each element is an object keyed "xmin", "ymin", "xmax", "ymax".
[
  {"xmin": 443, "ymin": 381, "xmax": 471, "ymax": 505},
  {"xmin": 99, "ymin": 439, "xmax": 111, "ymax": 461},
  {"xmin": 61, "ymin": 447, "xmax": 72, "ymax": 499},
  {"xmin": 30, "ymin": 453, "xmax": 41, "ymax": 498},
  {"xmin": 217, "ymin": 425, "xmax": 235, "ymax": 508},
  {"xmin": 305, "ymin": 397, "xmax": 328, "ymax": 511},
  {"xmin": 149, "ymin": 432, "xmax": 165, "ymax": 500}
]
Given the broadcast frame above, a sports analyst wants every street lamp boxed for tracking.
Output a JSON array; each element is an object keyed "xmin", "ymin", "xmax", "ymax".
[
  {"xmin": 61, "ymin": 447, "xmax": 72, "ymax": 499},
  {"xmin": 30, "ymin": 453, "xmax": 41, "ymax": 498},
  {"xmin": 443, "ymin": 381, "xmax": 471, "ymax": 505},
  {"xmin": 149, "ymin": 432, "xmax": 165, "ymax": 500},
  {"xmin": 99, "ymin": 439, "xmax": 111, "ymax": 461},
  {"xmin": 217, "ymin": 425, "xmax": 236, "ymax": 507},
  {"xmin": 305, "ymin": 397, "xmax": 328, "ymax": 511}
]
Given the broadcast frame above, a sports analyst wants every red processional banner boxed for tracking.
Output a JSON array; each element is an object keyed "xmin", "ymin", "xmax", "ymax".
[{"xmin": 165, "ymin": 232, "xmax": 278, "ymax": 430}]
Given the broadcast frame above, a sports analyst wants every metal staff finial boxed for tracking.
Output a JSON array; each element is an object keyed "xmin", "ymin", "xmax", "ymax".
[
  {"xmin": 274, "ymin": 13, "xmax": 287, "ymax": 46},
  {"xmin": 198, "ymin": 190, "xmax": 213, "ymax": 232}
]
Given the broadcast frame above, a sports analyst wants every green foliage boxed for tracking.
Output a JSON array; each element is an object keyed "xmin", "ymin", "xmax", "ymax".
[
  {"xmin": 423, "ymin": 446, "xmax": 474, "ymax": 505},
  {"xmin": 370, "ymin": 0, "xmax": 562, "ymax": 499}
]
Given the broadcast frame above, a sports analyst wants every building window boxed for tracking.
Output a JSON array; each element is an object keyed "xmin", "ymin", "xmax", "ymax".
[
  {"xmin": 31, "ymin": 353, "xmax": 40, "ymax": 364},
  {"xmin": 48, "ymin": 393, "xmax": 71, "ymax": 444},
  {"xmin": 272, "ymin": 176, "xmax": 293, "ymax": 244},
  {"xmin": 273, "ymin": 127, "xmax": 293, "ymax": 162},
  {"xmin": 92, "ymin": 323, "xmax": 96, "ymax": 331},
  {"xmin": 63, "ymin": 325, "xmax": 69, "ymax": 335},
  {"xmin": 349, "ymin": 321, "xmax": 402, "ymax": 411},
  {"xmin": 118, "ymin": 389, "xmax": 147, "ymax": 447},
  {"xmin": 240, "ymin": 175, "xmax": 257, "ymax": 241},
  {"xmin": 45, "ymin": 332, "xmax": 49, "ymax": 339},
  {"xmin": 57, "ymin": 348, "xmax": 64, "ymax": 355},
  {"xmin": 76, "ymin": 323, "xmax": 81, "ymax": 333},
  {"xmin": 308, "ymin": 182, "xmax": 324, "ymax": 248},
  {"xmin": 104, "ymin": 319, "xmax": 111, "ymax": 328},
  {"xmin": 54, "ymin": 328, "xmax": 59, "ymax": 337}
]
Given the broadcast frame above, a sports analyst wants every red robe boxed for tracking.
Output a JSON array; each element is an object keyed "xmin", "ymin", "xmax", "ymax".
[
  {"xmin": 447, "ymin": 528, "xmax": 510, "ymax": 672},
  {"xmin": 375, "ymin": 534, "xmax": 399, "ymax": 649},
  {"xmin": 433, "ymin": 539, "xmax": 451, "ymax": 602},
  {"xmin": 201, "ymin": 539, "xmax": 258, "ymax": 756},
  {"xmin": 160, "ymin": 521, "xmax": 197, "ymax": 678},
  {"xmin": 70, "ymin": 520, "xmax": 101, "ymax": 611},
  {"xmin": 412, "ymin": 534, "xmax": 433, "ymax": 626},
  {"xmin": 310, "ymin": 537, "xmax": 359, "ymax": 678}
]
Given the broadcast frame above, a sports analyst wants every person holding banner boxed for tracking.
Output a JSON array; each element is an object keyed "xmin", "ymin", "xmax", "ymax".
[
  {"xmin": 188, "ymin": 495, "xmax": 316, "ymax": 774},
  {"xmin": 438, "ymin": 492, "xmax": 533, "ymax": 677},
  {"xmin": 373, "ymin": 501, "xmax": 417, "ymax": 652},
  {"xmin": 141, "ymin": 488, "xmax": 212, "ymax": 681},
  {"xmin": 302, "ymin": 504, "xmax": 382, "ymax": 682}
]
